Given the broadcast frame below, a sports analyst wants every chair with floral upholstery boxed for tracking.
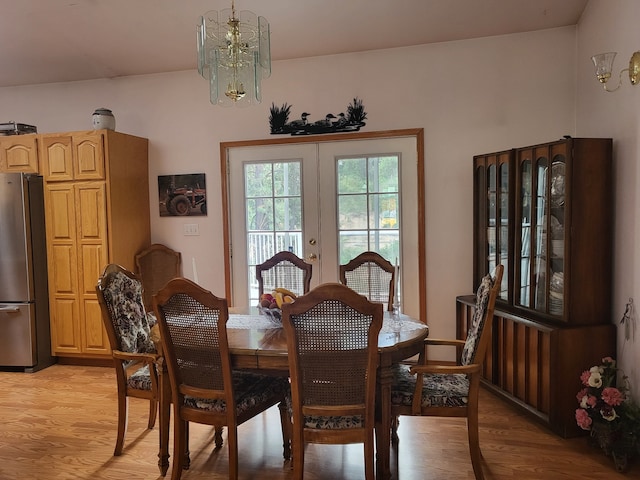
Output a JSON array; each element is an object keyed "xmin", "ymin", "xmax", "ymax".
[
  {"xmin": 96, "ymin": 263, "xmax": 160, "ymax": 456},
  {"xmin": 339, "ymin": 251, "xmax": 395, "ymax": 311},
  {"xmin": 389, "ymin": 264, "xmax": 503, "ymax": 480},
  {"xmin": 153, "ymin": 277, "xmax": 291, "ymax": 480},
  {"xmin": 281, "ymin": 282, "xmax": 383, "ymax": 480},
  {"xmin": 256, "ymin": 251, "xmax": 312, "ymax": 298}
]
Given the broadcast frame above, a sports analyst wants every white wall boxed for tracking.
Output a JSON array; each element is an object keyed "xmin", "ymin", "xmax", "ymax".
[
  {"xmin": 0, "ymin": 27, "xmax": 576, "ymax": 354},
  {"xmin": 577, "ymin": 0, "xmax": 640, "ymax": 398}
]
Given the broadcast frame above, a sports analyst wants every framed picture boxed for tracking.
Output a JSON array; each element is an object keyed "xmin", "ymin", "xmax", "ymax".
[{"xmin": 158, "ymin": 173, "xmax": 207, "ymax": 216}]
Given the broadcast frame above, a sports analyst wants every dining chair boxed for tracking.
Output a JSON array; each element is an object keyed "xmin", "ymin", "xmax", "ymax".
[
  {"xmin": 256, "ymin": 251, "xmax": 312, "ymax": 297},
  {"xmin": 96, "ymin": 263, "xmax": 160, "ymax": 456},
  {"xmin": 281, "ymin": 282, "xmax": 383, "ymax": 480},
  {"xmin": 134, "ymin": 243, "xmax": 182, "ymax": 310},
  {"xmin": 153, "ymin": 277, "xmax": 291, "ymax": 480},
  {"xmin": 339, "ymin": 251, "xmax": 395, "ymax": 311},
  {"xmin": 389, "ymin": 264, "xmax": 503, "ymax": 480}
]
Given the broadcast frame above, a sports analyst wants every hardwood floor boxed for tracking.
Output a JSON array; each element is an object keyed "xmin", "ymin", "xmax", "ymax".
[{"xmin": 0, "ymin": 364, "xmax": 637, "ymax": 479}]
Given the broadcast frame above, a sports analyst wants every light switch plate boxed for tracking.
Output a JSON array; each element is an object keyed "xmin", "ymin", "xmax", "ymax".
[{"xmin": 183, "ymin": 223, "xmax": 199, "ymax": 235}]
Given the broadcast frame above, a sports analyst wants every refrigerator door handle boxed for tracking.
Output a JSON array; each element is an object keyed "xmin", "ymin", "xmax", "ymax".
[{"xmin": 0, "ymin": 306, "xmax": 20, "ymax": 313}]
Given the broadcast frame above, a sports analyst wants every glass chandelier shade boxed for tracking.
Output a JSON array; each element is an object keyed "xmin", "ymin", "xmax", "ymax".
[
  {"xmin": 197, "ymin": 2, "xmax": 271, "ymax": 107},
  {"xmin": 591, "ymin": 52, "xmax": 617, "ymax": 85}
]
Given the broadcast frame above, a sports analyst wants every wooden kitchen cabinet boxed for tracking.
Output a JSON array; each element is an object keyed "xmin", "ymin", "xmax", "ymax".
[
  {"xmin": 41, "ymin": 130, "xmax": 150, "ymax": 359},
  {"xmin": 0, "ymin": 134, "xmax": 39, "ymax": 173}
]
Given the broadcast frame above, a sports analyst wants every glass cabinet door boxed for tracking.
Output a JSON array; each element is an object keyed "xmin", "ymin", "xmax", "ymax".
[
  {"xmin": 515, "ymin": 144, "xmax": 566, "ymax": 318},
  {"xmin": 473, "ymin": 151, "xmax": 512, "ymax": 302}
]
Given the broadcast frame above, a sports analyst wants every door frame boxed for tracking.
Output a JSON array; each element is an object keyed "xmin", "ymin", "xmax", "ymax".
[{"xmin": 220, "ymin": 128, "xmax": 427, "ymax": 322}]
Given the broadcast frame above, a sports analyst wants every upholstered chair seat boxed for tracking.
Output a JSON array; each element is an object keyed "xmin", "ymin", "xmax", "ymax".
[
  {"xmin": 183, "ymin": 371, "xmax": 289, "ymax": 415},
  {"xmin": 391, "ymin": 368, "xmax": 470, "ymax": 408}
]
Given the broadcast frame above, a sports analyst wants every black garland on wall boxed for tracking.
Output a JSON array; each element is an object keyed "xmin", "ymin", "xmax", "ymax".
[{"xmin": 269, "ymin": 98, "xmax": 367, "ymax": 136}]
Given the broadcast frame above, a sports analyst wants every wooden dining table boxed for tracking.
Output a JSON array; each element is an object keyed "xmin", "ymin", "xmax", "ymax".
[{"xmin": 153, "ymin": 312, "xmax": 428, "ymax": 480}]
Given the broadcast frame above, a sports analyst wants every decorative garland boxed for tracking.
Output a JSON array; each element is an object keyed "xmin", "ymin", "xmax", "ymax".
[{"xmin": 269, "ymin": 97, "xmax": 367, "ymax": 136}]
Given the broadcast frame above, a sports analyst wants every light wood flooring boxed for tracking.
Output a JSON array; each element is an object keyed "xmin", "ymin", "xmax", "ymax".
[{"xmin": 0, "ymin": 364, "xmax": 638, "ymax": 479}]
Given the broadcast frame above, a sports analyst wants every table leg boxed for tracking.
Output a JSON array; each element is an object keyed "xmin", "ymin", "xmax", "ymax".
[
  {"xmin": 376, "ymin": 364, "xmax": 393, "ymax": 480},
  {"xmin": 158, "ymin": 358, "xmax": 171, "ymax": 476}
]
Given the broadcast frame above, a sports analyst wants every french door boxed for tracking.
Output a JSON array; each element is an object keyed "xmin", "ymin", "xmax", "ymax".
[{"xmin": 222, "ymin": 130, "xmax": 424, "ymax": 321}]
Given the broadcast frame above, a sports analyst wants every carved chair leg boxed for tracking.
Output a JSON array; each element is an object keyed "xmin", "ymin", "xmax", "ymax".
[
  {"xmin": 391, "ymin": 415, "xmax": 400, "ymax": 445},
  {"xmin": 278, "ymin": 400, "xmax": 292, "ymax": 460},
  {"xmin": 183, "ymin": 422, "xmax": 191, "ymax": 470},
  {"xmin": 228, "ymin": 425, "xmax": 239, "ymax": 480},
  {"xmin": 170, "ymin": 419, "xmax": 186, "ymax": 480},
  {"xmin": 114, "ymin": 394, "xmax": 128, "ymax": 456},
  {"xmin": 148, "ymin": 399, "xmax": 158, "ymax": 429},
  {"xmin": 214, "ymin": 426, "xmax": 224, "ymax": 448},
  {"xmin": 364, "ymin": 430, "xmax": 375, "ymax": 480},
  {"xmin": 467, "ymin": 410, "xmax": 484, "ymax": 480}
]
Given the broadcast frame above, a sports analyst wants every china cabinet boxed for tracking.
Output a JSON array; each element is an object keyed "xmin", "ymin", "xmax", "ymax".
[
  {"xmin": 40, "ymin": 130, "xmax": 150, "ymax": 360},
  {"xmin": 463, "ymin": 137, "xmax": 616, "ymax": 437}
]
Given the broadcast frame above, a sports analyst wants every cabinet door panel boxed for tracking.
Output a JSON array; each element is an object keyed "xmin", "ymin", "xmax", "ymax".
[
  {"xmin": 41, "ymin": 136, "xmax": 73, "ymax": 181},
  {"xmin": 45, "ymin": 182, "xmax": 81, "ymax": 355},
  {"xmin": 0, "ymin": 136, "xmax": 39, "ymax": 173},
  {"xmin": 76, "ymin": 183, "xmax": 107, "ymax": 240},
  {"xmin": 50, "ymin": 298, "xmax": 81, "ymax": 354},
  {"xmin": 74, "ymin": 134, "xmax": 105, "ymax": 180},
  {"xmin": 82, "ymin": 298, "xmax": 109, "ymax": 354},
  {"xmin": 45, "ymin": 186, "xmax": 76, "ymax": 240},
  {"xmin": 80, "ymin": 244, "xmax": 106, "ymax": 294},
  {"xmin": 49, "ymin": 245, "xmax": 77, "ymax": 294},
  {"xmin": 76, "ymin": 187, "xmax": 109, "ymax": 354}
]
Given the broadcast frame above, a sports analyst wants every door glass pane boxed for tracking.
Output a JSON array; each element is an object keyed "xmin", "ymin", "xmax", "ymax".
[
  {"xmin": 487, "ymin": 164, "xmax": 497, "ymax": 274},
  {"xmin": 549, "ymin": 154, "xmax": 566, "ymax": 316},
  {"xmin": 534, "ymin": 158, "xmax": 548, "ymax": 311},
  {"xmin": 498, "ymin": 162, "xmax": 509, "ymax": 300},
  {"xmin": 245, "ymin": 160, "xmax": 302, "ymax": 306},
  {"xmin": 337, "ymin": 155, "xmax": 399, "ymax": 265},
  {"xmin": 519, "ymin": 160, "xmax": 532, "ymax": 307}
]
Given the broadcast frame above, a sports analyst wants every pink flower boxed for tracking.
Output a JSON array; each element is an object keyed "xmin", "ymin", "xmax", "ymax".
[
  {"xmin": 602, "ymin": 356, "xmax": 615, "ymax": 367},
  {"xmin": 576, "ymin": 388, "xmax": 588, "ymax": 402},
  {"xmin": 580, "ymin": 370, "xmax": 591, "ymax": 386},
  {"xmin": 575, "ymin": 408, "xmax": 592, "ymax": 430},
  {"xmin": 586, "ymin": 395, "xmax": 597, "ymax": 407},
  {"xmin": 601, "ymin": 387, "xmax": 624, "ymax": 406}
]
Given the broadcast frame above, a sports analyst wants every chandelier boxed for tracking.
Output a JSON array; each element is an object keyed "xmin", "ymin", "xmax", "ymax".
[{"xmin": 197, "ymin": 0, "xmax": 271, "ymax": 106}]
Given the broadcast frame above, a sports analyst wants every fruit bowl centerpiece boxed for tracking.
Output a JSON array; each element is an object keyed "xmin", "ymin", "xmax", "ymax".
[{"xmin": 257, "ymin": 288, "xmax": 297, "ymax": 322}]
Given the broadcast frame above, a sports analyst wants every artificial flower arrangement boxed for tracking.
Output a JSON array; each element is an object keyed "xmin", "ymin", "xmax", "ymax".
[{"xmin": 575, "ymin": 356, "xmax": 640, "ymax": 472}]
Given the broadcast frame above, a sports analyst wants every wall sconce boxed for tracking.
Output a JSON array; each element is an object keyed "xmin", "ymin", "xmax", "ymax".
[{"xmin": 591, "ymin": 51, "xmax": 640, "ymax": 92}]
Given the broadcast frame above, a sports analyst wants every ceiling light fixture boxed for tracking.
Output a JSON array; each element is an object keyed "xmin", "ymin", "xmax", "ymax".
[
  {"xmin": 591, "ymin": 51, "xmax": 640, "ymax": 92},
  {"xmin": 197, "ymin": 0, "xmax": 271, "ymax": 106}
]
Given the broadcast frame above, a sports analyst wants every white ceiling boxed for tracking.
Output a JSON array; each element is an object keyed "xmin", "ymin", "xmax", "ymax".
[{"xmin": 0, "ymin": 0, "xmax": 588, "ymax": 88}]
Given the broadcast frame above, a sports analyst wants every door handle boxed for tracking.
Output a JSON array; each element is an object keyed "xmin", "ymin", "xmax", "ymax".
[
  {"xmin": 307, "ymin": 253, "xmax": 317, "ymax": 261},
  {"xmin": 0, "ymin": 306, "xmax": 20, "ymax": 313}
]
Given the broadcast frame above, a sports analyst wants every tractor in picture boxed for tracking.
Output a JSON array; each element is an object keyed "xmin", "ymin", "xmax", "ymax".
[{"xmin": 165, "ymin": 185, "xmax": 206, "ymax": 216}]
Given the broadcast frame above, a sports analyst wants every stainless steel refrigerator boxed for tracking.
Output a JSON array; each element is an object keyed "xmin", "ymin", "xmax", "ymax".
[{"xmin": 0, "ymin": 172, "xmax": 55, "ymax": 372}]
